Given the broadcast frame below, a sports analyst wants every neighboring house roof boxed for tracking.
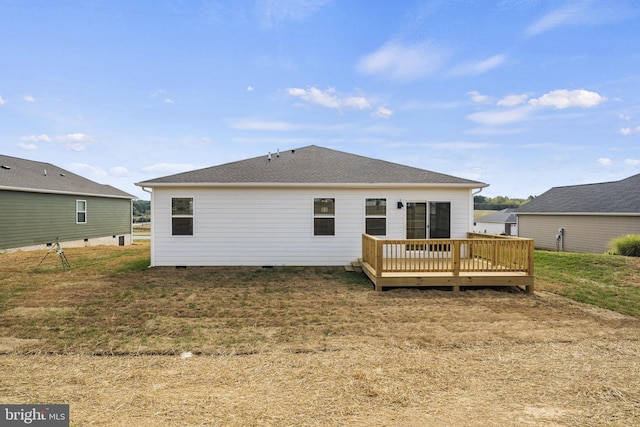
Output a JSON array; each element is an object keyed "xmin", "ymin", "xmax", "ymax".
[
  {"xmin": 0, "ymin": 154, "xmax": 135, "ymax": 199},
  {"xmin": 136, "ymin": 145, "xmax": 488, "ymax": 188},
  {"xmin": 476, "ymin": 208, "xmax": 517, "ymax": 224},
  {"xmin": 516, "ymin": 173, "xmax": 640, "ymax": 214}
]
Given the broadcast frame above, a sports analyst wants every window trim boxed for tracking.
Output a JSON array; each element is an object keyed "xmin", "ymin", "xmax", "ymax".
[
  {"xmin": 313, "ymin": 197, "xmax": 335, "ymax": 237},
  {"xmin": 76, "ymin": 200, "xmax": 87, "ymax": 224},
  {"xmin": 171, "ymin": 197, "xmax": 195, "ymax": 237},
  {"xmin": 364, "ymin": 197, "xmax": 387, "ymax": 236}
]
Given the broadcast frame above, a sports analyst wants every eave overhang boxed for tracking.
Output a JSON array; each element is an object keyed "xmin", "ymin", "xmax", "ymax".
[
  {"xmin": 135, "ymin": 181, "xmax": 489, "ymax": 190},
  {"xmin": 0, "ymin": 185, "xmax": 136, "ymax": 200}
]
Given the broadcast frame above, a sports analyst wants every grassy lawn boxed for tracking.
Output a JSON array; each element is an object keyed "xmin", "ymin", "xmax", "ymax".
[
  {"xmin": 1, "ymin": 244, "xmax": 638, "ymax": 356},
  {"xmin": 1, "ymin": 243, "xmax": 640, "ymax": 425},
  {"xmin": 534, "ymin": 250, "xmax": 640, "ymax": 317}
]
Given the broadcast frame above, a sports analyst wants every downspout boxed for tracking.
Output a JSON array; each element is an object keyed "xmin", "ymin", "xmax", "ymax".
[
  {"xmin": 470, "ymin": 187, "xmax": 483, "ymax": 235},
  {"xmin": 141, "ymin": 186, "xmax": 153, "ymax": 267}
]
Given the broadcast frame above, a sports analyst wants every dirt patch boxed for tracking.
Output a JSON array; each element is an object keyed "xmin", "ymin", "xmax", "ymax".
[{"xmin": 1, "ymin": 245, "xmax": 640, "ymax": 425}]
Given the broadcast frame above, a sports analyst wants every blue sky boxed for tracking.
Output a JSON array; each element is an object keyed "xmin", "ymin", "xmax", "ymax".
[{"xmin": 2, "ymin": 0, "xmax": 639, "ymax": 200}]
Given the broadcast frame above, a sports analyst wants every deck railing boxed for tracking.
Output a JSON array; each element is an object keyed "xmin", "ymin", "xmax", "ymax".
[{"xmin": 362, "ymin": 233, "xmax": 534, "ymax": 276}]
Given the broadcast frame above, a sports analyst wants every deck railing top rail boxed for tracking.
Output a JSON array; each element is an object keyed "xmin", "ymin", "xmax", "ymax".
[{"xmin": 362, "ymin": 233, "xmax": 534, "ymax": 276}]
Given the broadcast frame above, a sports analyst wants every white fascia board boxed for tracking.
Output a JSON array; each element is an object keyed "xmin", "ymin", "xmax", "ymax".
[{"xmin": 134, "ymin": 182, "xmax": 489, "ymax": 190}]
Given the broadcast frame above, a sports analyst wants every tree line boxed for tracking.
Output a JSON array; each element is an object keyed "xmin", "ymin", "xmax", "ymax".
[
  {"xmin": 133, "ymin": 200, "xmax": 150, "ymax": 222},
  {"xmin": 474, "ymin": 195, "xmax": 534, "ymax": 211}
]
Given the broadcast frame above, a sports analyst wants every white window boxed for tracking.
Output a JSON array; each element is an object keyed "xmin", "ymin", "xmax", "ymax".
[
  {"xmin": 76, "ymin": 200, "xmax": 87, "ymax": 224},
  {"xmin": 365, "ymin": 198, "xmax": 386, "ymax": 236},
  {"xmin": 171, "ymin": 197, "xmax": 194, "ymax": 236},
  {"xmin": 313, "ymin": 198, "xmax": 335, "ymax": 236}
]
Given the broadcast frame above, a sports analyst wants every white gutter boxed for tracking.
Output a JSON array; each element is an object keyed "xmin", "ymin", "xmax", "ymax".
[{"xmin": 134, "ymin": 182, "xmax": 490, "ymax": 190}]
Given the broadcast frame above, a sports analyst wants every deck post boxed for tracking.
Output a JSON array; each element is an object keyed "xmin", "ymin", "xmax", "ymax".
[
  {"xmin": 526, "ymin": 239, "xmax": 535, "ymax": 293},
  {"xmin": 452, "ymin": 240, "xmax": 460, "ymax": 277},
  {"xmin": 452, "ymin": 240, "xmax": 460, "ymax": 292},
  {"xmin": 375, "ymin": 239, "xmax": 384, "ymax": 279}
]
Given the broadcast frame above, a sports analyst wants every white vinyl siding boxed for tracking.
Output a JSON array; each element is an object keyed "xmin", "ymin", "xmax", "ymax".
[{"xmin": 149, "ymin": 186, "xmax": 473, "ymax": 266}]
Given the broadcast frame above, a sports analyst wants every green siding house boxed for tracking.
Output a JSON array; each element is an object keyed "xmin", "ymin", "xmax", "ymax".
[{"xmin": 0, "ymin": 155, "xmax": 136, "ymax": 252}]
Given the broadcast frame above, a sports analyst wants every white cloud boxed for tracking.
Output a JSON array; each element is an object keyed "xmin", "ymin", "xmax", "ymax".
[
  {"xmin": 256, "ymin": 0, "xmax": 331, "ymax": 27},
  {"xmin": 0, "ymin": 96, "xmax": 5, "ymax": 106},
  {"xmin": 523, "ymin": 0, "xmax": 628, "ymax": 37},
  {"xmin": 597, "ymin": 158, "xmax": 613, "ymax": 166},
  {"xmin": 372, "ymin": 106, "xmax": 393, "ymax": 119},
  {"xmin": 528, "ymin": 89, "xmax": 605, "ymax": 109},
  {"xmin": 17, "ymin": 142, "xmax": 38, "ymax": 151},
  {"xmin": 451, "ymin": 54, "xmax": 507, "ymax": 76},
  {"xmin": 21, "ymin": 134, "xmax": 51, "ymax": 142},
  {"xmin": 621, "ymin": 126, "xmax": 640, "ymax": 135},
  {"xmin": 142, "ymin": 163, "xmax": 196, "ymax": 175},
  {"xmin": 356, "ymin": 40, "xmax": 449, "ymax": 82},
  {"xmin": 247, "ymin": 86, "xmax": 254, "ymax": 92},
  {"xmin": 525, "ymin": 2, "xmax": 584, "ymax": 36},
  {"xmin": 287, "ymin": 87, "xmax": 371, "ymax": 111},
  {"xmin": 54, "ymin": 133, "xmax": 94, "ymax": 151},
  {"xmin": 57, "ymin": 133, "xmax": 94, "ymax": 142},
  {"xmin": 624, "ymin": 159, "xmax": 640, "ymax": 166},
  {"xmin": 468, "ymin": 91, "xmax": 492, "ymax": 104},
  {"xmin": 497, "ymin": 94, "xmax": 529, "ymax": 107},
  {"xmin": 66, "ymin": 143, "xmax": 87, "ymax": 152},
  {"xmin": 24, "ymin": 95, "xmax": 35, "ymax": 102},
  {"xmin": 429, "ymin": 142, "xmax": 498, "ymax": 150},
  {"xmin": 68, "ymin": 163, "xmax": 107, "ymax": 178},
  {"xmin": 110, "ymin": 166, "xmax": 131, "ymax": 177},
  {"xmin": 467, "ymin": 106, "xmax": 533, "ymax": 126},
  {"xmin": 164, "ymin": 98, "xmax": 175, "ymax": 104},
  {"xmin": 230, "ymin": 118, "xmax": 298, "ymax": 131}
]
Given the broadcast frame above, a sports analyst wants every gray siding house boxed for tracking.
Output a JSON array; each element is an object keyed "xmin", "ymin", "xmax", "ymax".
[
  {"xmin": 474, "ymin": 208, "xmax": 518, "ymax": 236},
  {"xmin": 136, "ymin": 145, "xmax": 487, "ymax": 267},
  {"xmin": 0, "ymin": 155, "xmax": 136, "ymax": 252},
  {"xmin": 516, "ymin": 173, "xmax": 640, "ymax": 253}
]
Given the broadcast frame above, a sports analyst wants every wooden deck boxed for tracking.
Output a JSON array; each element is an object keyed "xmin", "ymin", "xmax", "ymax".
[{"xmin": 361, "ymin": 233, "xmax": 534, "ymax": 292}]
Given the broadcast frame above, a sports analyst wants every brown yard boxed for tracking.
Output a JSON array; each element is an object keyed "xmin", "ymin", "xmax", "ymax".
[{"xmin": 1, "ymin": 244, "xmax": 639, "ymax": 426}]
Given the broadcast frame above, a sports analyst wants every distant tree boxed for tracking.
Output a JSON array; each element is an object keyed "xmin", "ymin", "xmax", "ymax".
[
  {"xmin": 474, "ymin": 195, "xmax": 532, "ymax": 210},
  {"xmin": 133, "ymin": 200, "xmax": 150, "ymax": 217}
]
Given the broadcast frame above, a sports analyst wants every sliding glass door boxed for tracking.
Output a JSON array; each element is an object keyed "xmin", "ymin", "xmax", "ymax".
[{"xmin": 406, "ymin": 201, "xmax": 450, "ymax": 239}]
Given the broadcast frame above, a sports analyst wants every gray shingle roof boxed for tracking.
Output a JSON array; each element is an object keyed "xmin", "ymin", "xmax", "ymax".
[
  {"xmin": 516, "ymin": 173, "xmax": 640, "ymax": 214},
  {"xmin": 0, "ymin": 154, "xmax": 135, "ymax": 199},
  {"xmin": 475, "ymin": 208, "xmax": 518, "ymax": 223},
  {"xmin": 136, "ymin": 145, "xmax": 487, "ymax": 187}
]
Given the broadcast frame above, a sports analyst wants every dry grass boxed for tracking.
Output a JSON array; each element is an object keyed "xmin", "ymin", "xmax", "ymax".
[{"xmin": 2, "ymin": 244, "xmax": 640, "ymax": 426}]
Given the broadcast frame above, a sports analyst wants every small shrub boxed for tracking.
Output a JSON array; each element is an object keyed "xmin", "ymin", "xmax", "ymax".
[{"xmin": 609, "ymin": 234, "xmax": 640, "ymax": 257}]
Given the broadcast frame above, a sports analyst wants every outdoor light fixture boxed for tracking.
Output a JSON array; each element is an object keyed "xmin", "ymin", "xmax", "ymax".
[{"xmin": 397, "ymin": 201, "xmax": 404, "ymax": 209}]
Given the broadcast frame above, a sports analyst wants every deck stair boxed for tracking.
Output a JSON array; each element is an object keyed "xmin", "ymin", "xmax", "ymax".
[{"xmin": 345, "ymin": 260, "xmax": 363, "ymax": 272}]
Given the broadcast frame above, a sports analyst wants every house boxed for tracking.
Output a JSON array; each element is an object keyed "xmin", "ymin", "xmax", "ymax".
[
  {"xmin": 474, "ymin": 208, "xmax": 518, "ymax": 236},
  {"xmin": 516, "ymin": 173, "xmax": 640, "ymax": 253},
  {"xmin": 135, "ymin": 145, "xmax": 489, "ymax": 267},
  {"xmin": 0, "ymin": 154, "xmax": 136, "ymax": 253}
]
